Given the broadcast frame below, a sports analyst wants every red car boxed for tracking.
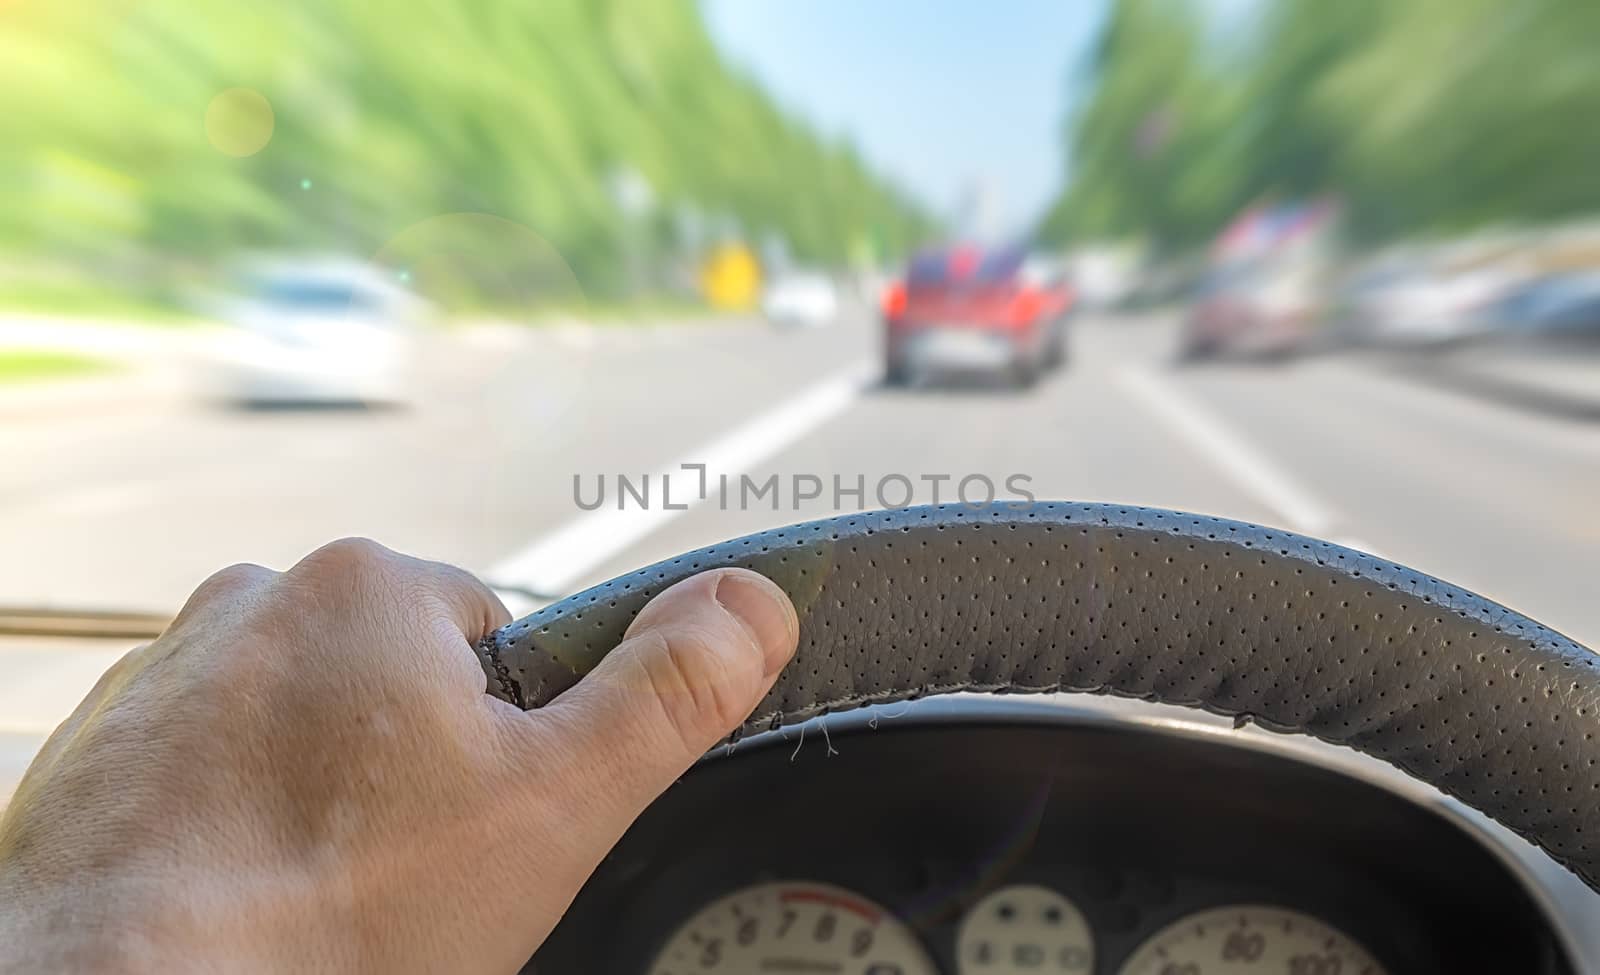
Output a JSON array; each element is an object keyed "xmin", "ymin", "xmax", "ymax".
[{"xmin": 882, "ymin": 245, "xmax": 1074, "ymax": 388}]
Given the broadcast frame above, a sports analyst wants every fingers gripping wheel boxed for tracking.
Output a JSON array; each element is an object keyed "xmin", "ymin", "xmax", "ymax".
[{"xmin": 474, "ymin": 502, "xmax": 1600, "ymax": 890}]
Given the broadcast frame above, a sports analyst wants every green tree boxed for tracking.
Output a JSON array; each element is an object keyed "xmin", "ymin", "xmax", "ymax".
[
  {"xmin": 1044, "ymin": 0, "xmax": 1600, "ymax": 252},
  {"xmin": 0, "ymin": 0, "xmax": 930, "ymax": 306}
]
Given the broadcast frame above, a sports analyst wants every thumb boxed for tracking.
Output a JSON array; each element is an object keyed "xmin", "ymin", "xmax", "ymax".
[{"xmin": 523, "ymin": 567, "xmax": 798, "ymax": 831}]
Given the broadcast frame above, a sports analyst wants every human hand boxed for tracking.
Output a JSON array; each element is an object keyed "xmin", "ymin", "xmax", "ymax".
[{"xmin": 0, "ymin": 538, "xmax": 799, "ymax": 973}]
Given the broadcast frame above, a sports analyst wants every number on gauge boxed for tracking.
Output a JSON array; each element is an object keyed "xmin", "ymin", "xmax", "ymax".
[
  {"xmin": 1118, "ymin": 905, "xmax": 1387, "ymax": 975},
  {"xmin": 649, "ymin": 880, "xmax": 937, "ymax": 975},
  {"xmin": 957, "ymin": 884, "xmax": 1094, "ymax": 972}
]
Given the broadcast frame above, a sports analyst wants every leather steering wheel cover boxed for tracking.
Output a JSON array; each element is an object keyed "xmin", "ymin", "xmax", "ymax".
[{"xmin": 475, "ymin": 502, "xmax": 1600, "ymax": 889}]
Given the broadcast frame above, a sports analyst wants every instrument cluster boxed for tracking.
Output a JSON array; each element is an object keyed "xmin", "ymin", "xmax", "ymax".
[
  {"xmin": 648, "ymin": 878, "xmax": 1386, "ymax": 975},
  {"xmin": 527, "ymin": 715, "xmax": 1572, "ymax": 974}
]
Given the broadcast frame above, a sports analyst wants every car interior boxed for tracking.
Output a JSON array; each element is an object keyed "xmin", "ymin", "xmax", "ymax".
[
  {"xmin": 497, "ymin": 504, "xmax": 1600, "ymax": 974},
  {"xmin": 7, "ymin": 2, "xmax": 1600, "ymax": 972}
]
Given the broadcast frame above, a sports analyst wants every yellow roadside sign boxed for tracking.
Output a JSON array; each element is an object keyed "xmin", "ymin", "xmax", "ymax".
[{"xmin": 700, "ymin": 243, "xmax": 761, "ymax": 310}]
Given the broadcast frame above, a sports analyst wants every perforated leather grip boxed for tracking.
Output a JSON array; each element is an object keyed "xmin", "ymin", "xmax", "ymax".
[{"xmin": 476, "ymin": 503, "xmax": 1600, "ymax": 890}]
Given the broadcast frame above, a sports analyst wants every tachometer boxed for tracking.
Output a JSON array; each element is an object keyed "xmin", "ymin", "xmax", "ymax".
[
  {"xmin": 648, "ymin": 880, "xmax": 937, "ymax": 975},
  {"xmin": 1118, "ymin": 905, "xmax": 1386, "ymax": 975},
  {"xmin": 957, "ymin": 884, "xmax": 1094, "ymax": 972}
]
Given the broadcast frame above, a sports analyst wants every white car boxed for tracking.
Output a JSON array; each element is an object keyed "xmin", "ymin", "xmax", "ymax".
[
  {"xmin": 1359, "ymin": 266, "xmax": 1519, "ymax": 347},
  {"xmin": 761, "ymin": 271, "xmax": 838, "ymax": 327},
  {"xmin": 211, "ymin": 258, "xmax": 424, "ymax": 406}
]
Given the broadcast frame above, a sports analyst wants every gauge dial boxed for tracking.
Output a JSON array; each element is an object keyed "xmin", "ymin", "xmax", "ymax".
[
  {"xmin": 958, "ymin": 884, "xmax": 1094, "ymax": 973},
  {"xmin": 1118, "ymin": 905, "xmax": 1387, "ymax": 975},
  {"xmin": 648, "ymin": 880, "xmax": 937, "ymax": 975}
]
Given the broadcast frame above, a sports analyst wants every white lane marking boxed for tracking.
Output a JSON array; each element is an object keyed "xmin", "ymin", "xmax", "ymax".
[
  {"xmin": 1114, "ymin": 365, "xmax": 1337, "ymax": 536},
  {"xmin": 487, "ymin": 359, "xmax": 878, "ymax": 597}
]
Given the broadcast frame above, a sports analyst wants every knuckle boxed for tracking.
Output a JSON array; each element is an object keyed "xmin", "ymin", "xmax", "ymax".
[
  {"xmin": 204, "ymin": 561, "xmax": 273, "ymax": 593},
  {"xmin": 275, "ymin": 538, "xmax": 407, "ymax": 625},
  {"xmin": 406, "ymin": 560, "xmax": 508, "ymax": 638},
  {"xmin": 405, "ymin": 560, "xmax": 479, "ymax": 607},
  {"xmin": 637, "ymin": 625, "xmax": 757, "ymax": 754},
  {"xmin": 180, "ymin": 562, "xmax": 273, "ymax": 616},
  {"xmin": 294, "ymin": 536, "xmax": 394, "ymax": 580},
  {"xmin": 423, "ymin": 560, "xmax": 484, "ymax": 600}
]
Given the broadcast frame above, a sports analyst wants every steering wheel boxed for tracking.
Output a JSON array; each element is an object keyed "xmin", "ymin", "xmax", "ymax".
[{"xmin": 475, "ymin": 502, "xmax": 1600, "ymax": 892}]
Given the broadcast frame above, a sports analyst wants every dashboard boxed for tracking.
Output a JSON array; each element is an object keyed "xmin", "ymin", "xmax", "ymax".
[{"xmin": 526, "ymin": 699, "xmax": 1581, "ymax": 974}]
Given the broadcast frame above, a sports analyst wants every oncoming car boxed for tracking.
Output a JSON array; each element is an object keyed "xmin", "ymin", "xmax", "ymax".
[
  {"xmin": 210, "ymin": 257, "xmax": 425, "ymax": 407},
  {"xmin": 762, "ymin": 270, "xmax": 840, "ymax": 328}
]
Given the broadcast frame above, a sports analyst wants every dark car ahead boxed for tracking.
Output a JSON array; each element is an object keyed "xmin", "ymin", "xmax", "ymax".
[{"xmin": 881, "ymin": 244, "xmax": 1073, "ymax": 388}]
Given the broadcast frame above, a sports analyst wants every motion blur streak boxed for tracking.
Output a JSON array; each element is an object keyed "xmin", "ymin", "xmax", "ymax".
[
  {"xmin": 2, "ymin": 0, "xmax": 1599, "ymax": 816},
  {"xmin": 0, "ymin": 0, "xmax": 928, "ymax": 308},
  {"xmin": 1043, "ymin": 0, "xmax": 1600, "ymax": 416}
]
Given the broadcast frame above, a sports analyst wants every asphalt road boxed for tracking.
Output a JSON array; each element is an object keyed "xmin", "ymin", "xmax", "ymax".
[{"xmin": 4, "ymin": 306, "xmax": 1599, "ymax": 791}]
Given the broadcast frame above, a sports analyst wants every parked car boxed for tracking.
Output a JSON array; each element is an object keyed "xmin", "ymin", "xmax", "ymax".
[
  {"xmin": 1329, "ymin": 261, "xmax": 1520, "ymax": 349},
  {"xmin": 882, "ymin": 245, "xmax": 1073, "ymax": 387},
  {"xmin": 1479, "ymin": 271, "xmax": 1600, "ymax": 343},
  {"xmin": 1434, "ymin": 271, "xmax": 1600, "ymax": 415},
  {"xmin": 1324, "ymin": 261, "xmax": 1415, "ymax": 346},
  {"xmin": 211, "ymin": 257, "xmax": 425, "ymax": 406}
]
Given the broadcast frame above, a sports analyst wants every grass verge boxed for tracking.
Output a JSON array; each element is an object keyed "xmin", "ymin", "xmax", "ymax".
[{"xmin": 0, "ymin": 351, "xmax": 115, "ymax": 386}]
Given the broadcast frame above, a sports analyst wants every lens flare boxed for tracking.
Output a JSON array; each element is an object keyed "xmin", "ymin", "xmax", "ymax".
[{"xmin": 203, "ymin": 88, "xmax": 274, "ymax": 157}]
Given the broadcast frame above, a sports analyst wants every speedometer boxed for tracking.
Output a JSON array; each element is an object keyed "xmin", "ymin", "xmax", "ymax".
[
  {"xmin": 1118, "ymin": 905, "xmax": 1387, "ymax": 975},
  {"xmin": 648, "ymin": 880, "xmax": 937, "ymax": 975}
]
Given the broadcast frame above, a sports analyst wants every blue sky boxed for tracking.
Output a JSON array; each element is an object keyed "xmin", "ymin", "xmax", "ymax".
[{"xmin": 702, "ymin": 0, "xmax": 1111, "ymax": 238}]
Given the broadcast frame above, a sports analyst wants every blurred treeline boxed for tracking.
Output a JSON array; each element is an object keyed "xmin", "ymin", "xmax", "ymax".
[
  {"xmin": 0, "ymin": 0, "xmax": 928, "ymax": 306},
  {"xmin": 1042, "ymin": 0, "xmax": 1600, "ymax": 253}
]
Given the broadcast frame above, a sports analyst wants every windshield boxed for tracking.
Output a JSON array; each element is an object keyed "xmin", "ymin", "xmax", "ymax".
[{"xmin": 3, "ymin": 1, "xmax": 1597, "ymax": 765}]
